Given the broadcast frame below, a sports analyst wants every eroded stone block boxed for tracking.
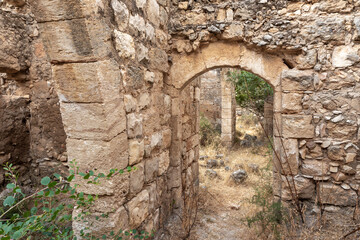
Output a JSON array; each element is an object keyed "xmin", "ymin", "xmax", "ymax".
[{"xmin": 282, "ymin": 115, "xmax": 314, "ymax": 138}]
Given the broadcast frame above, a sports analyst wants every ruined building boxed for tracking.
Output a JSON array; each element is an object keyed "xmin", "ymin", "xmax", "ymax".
[{"xmin": 1, "ymin": 0, "xmax": 360, "ymax": 238}]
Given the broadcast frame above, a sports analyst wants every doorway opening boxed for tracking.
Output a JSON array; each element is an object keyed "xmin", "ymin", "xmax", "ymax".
[{"xmin": 187, "ymin": 68, "xmax": 276, "ymax": 239}]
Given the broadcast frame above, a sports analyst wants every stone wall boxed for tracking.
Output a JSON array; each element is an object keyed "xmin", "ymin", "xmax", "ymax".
[
  {"xmin": 198, "ymin": 68, "xmax": 236, "ymax": 147},
  {"xmin": 0, "ymin": 0, "xmax": 360, "ymax": 238},
  {"xmin": 199, "ymin": 69, "xmax": 222, "ymax": 130}
]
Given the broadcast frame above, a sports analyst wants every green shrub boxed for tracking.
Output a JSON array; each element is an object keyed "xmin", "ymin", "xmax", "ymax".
[
  {"xmin": 0, "ymin": 161, "xmax": 153, "ymax": 240},
  {"xmin": 227, "ymin": 70, "xmax": 273, "ymax": 114},
  {"xmin": 199, "ymin": 113, "xmax": 220, "ymax": 146}
]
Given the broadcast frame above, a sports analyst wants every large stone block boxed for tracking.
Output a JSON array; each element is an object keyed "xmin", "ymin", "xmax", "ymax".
[
  {"xmin": 53, "ymin": 59, "xmax": 122, "ymax": 103},
  {"xmin": 281, "ymin": 70, "xmax": 314, "ymax": 91},
  {"xmin": 67, "ymin": 132, "xmax": 128, "ymax": 173},
  {"xmin": 282, "ymin": 93, "xmax": 303, "ymax": 113},
  {"xmin": 145, "ymin": 157, "xmax": 159, "ymax": 182},
  {"xmin": 282, "ymin": 115, "xmax": 314, "ymax": 138},
  {"xmin": 127, "ymin": 190, "xmax": 150, "ymax": 228},
  {"xmin": 60, "ymin": 99, "xmax": 126, "ymax": 140},
  {"xmin": 39, "ymin": 18, "xmax": 112, "ymax": 62},
  {"xmin": 129, "ymin": 140, "xmax": 144, "ymax": 165},
  {"xmin": 319, "ymin": 182, "xmax": 357, "ymax": 206},
  {"xmin": 29, "ymin": 0, "xmax": 102, "ymax": 22},
  {"xmin": 332, "ymin": 45, "xmax": 360, "ymax": 68},
  {"xmin": 281, "ymin": 175, "xmax": 315, "ymax": 200},
  {"xmin": 300, "ymin": 160, "xmax": 329, "ymax": 176},
  {"xmin": 130, "ymin": 162, "xmax": 144, "ymax": 195}
]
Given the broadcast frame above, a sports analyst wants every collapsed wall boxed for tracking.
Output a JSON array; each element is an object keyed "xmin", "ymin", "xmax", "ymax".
[{"xmin": 0, "ymin": 0, "xmax": 359, "ymax": 238}]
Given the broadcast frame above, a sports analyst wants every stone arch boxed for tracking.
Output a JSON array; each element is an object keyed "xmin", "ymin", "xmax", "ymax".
[
  {"xmin": 167, "ymin": 41, "xmax": 289, "ymax": 232},
  {"xmin": 168, "ymin": 41, "xmax": 288, "ymax": 90}
]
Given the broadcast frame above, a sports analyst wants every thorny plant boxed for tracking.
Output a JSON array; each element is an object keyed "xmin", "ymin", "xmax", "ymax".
[{"xmin": 0, "ymin": 161, "xmax": 154, "ymax": 240}]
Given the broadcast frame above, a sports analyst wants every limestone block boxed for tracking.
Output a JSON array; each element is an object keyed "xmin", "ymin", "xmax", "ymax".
[
  {"xmin": 29, "ymin": 0, "xmax": 101, "ymax": 22},
  {"xmin": 151, "ymin": 132, "xmax": 163, "ymax": 150},
  {"xmin": 129, "ymin": 140, "xmax": 144, "ymax": 165},
  {"xmin": 159, "ymin": 151, "xmax": 170, "ymax": 175},
  {"xmin": 149, "ymin": 48, "xmax": 169, "ymax": 72},
  {"xmin": 332, "ymin": 45, "xmax": 360, "ymax": 68},
  {"xmin": 355, "ymin": 17, "xmax": 360, "ymax": 41},
  {"xmin": 326, "ymin": 122, "xmax": 358, "ymax": 139},
  {"xmin": 296, "ymin": 49, "xmax": 317, "ymax": 70},
  {"xmin": 60, "ymin": 99, "xmax": 126, "ymax": 140},
  {"xmin": 327, "ymin": 146, "xmax": 345, "ymax": 161},
  {"xmin": 281, "ymin": 175, "xmax": 315, "ymax": 200},
  {"xmin": 281, "ymin": 70, "xmax": 314, "ymax": 91},
  {"xmin": 345, "ymin": 153, "xmax": 357, "ymax": 163},
  {"xmin": 72, "ymin": 205, "xmax": 129, "ymax": 238},
  {"xmin": 130, "ymin": 162, "xmax": 144, "ymax": 195},
  {"xmin": 127, "ymin": 190, "xmax": 150, "ymax": 228},
  {"xmin": 282, "ymin": 93, "xmax": 303, "ymax": 113},
  {"xmin": 282, "ymin": 115, "xmax": 314, "ymax": 138},
  {"xmin": 129, "ymin": 14, "xmax": 146, "ymax": 36},
  {"xmin": 67, "ymin": 132, "xmax": 128, "ymax": 172},
  {"xmin": 139, "ymin": 92, "xmax": 151, "ymax": 110},
  {"xmin": 127, "ymin": 113, "xmax": 143, "ymax": 138},
  {"xmin": 146, "ymin": 0, "xmax": 160, "ymax": 27},
  {"xmin": 0, "ymin": 14, "xmax": 29, "ymax": 73},
  {"xmin": 147, "ymin": 182, "xmax": 158, "ymax": 212},
  {"xmin": 301, "ymin": 160, "xmax": 329, "ymax": 176},
  {"xmin": 319, "ymin": 182, "xmax": 357, "ymax": 206},
  {"xmin": 167, "ymin": 166, "xmax": 181, "ymax": 188},
  {"xmin": 111, "ymin": 0, "xmax": 129, "ymax": 31},
  {"xmin": 162, "ymin": 129, "xmax": 172, "ymax": 149},
  {"xmin": 145, "ymin": 157, "xmax": 159, "ymax": 182},
  {"xmin": 39, "ymin": 18, "xmax": 112, "ymax": 62},
  {"xmin": 221, "ymin": 24, "xmax": 244, "ymax": 40},
  {"xmin": 124, "ymin": 94, "xmax": 137, "ymax": 113},
  {"xmin": 53, "ymin": 60, "xmax": 122, "ymax": 103},
  {"xmin": 114, "ymin": 30, "xmax": 136, "ymax": 59},
  {"xmin": 281, "ymin": 139, "xmax": 299, "ymax": 175}
]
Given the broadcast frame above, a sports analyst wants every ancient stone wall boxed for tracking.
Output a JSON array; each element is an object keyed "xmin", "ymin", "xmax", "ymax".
[
  {"xmin": 199, "ymin": 69, "xmax": 222, "ymax": 130},
  {"xmin": 169, "ymin": 0, "xmax": 360, "ymax": 230},
  {"xmin": 0, "ymin": 0, "xmax": 360, "ymax": 238}
]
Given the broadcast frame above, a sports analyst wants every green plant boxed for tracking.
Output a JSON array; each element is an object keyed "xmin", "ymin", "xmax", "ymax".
[
  {"xmin": 227, "ymin": 70, "xmax": 273, "ymax": 114},
  {"xmin": 199, "ymin": 113, "xmax": 221, "ymax": 147},
  {"xmin": 246, "ymin": 181, "xmax": 287, "ymax": 240},
  {"xmin": 0, "ymin": 161, "xmax": 153, "ymax": 240}
]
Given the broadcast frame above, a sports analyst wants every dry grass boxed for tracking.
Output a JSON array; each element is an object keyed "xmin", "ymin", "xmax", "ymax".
[{"xmin": 190, "ymin": 110, "xmax": 360, "ymax": 240}]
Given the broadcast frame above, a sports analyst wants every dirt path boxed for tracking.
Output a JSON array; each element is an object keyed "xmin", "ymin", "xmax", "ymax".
[{"xmin": 189, "ymin": 110, "xmax": 272, "ymax": 240}]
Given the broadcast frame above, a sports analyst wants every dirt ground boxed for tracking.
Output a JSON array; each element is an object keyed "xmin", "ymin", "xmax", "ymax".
[
  {"xmin": 188, "ymin": 114, "xmax": 273, "ymax": 240},
  {"xmin": 188, "ymin": 113, "xmax": 360, "ymax": 240}
]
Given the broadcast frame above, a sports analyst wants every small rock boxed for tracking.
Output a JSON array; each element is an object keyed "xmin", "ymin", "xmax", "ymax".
[
  {"xmin": 219, "ymin": 160, "xmax": 225, "ymax": 166},
  {"xmin": 216, "ymin": 154, "xmax": 224, "ymax": 159},
  {"xmin": 342, "ymin": 165, "xmax": 356, "ymax": 175},
  {"xmin": 341, "ymin": 183, "xmax": 351, "ymax": 190},
  {"xmin": 331, "ymin": 115, "xmax": 344, "ymax": 123},
  {"xmin": 199, "ymin": 155, "xmax": 208, "ymax": 161},
  {"xmin": 231, "ymin": 169, "xmax": 247, "ymax": 184},
  {"xmin": 225, "ymin": 166, "xmax": 231, "ymax": 171},
  {"xmin": 207, "ymin": 159, "xmax": 218, "ymax": 168},
  {"xmin": 247, "ymin": 163, "xmax": 260, "ymax": 173},
  {"xmin": 321, "ymin": 141, "xmax": 331, "ymax": 148},
  {"xmin": 208, "ymin": 25, "xmax": 221, "ymax": 34},
  {"xmin": 244, "ymin": 134, "xmax": 257, "ymax": 142},
  {"xmin": 205, "ymin": 169, "xmax": 218, "ymax": 179}
]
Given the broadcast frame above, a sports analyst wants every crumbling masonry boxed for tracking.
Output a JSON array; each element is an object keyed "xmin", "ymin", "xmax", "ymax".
[{"xmin": 1, "ymin": 0, "xmax": 360, "ymax": 238}]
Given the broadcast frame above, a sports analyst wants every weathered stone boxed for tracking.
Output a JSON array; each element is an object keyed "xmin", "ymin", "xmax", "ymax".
[
  {"xmin": 205, "ymin": 169, "xmax": 217, "ymax": 179},
  {"xmin": 111, "ymin": 0, "xmax": 129, "ymax": 31},
  {"xmin": 231, "ymin": 169, "xmax": 247, "ymax": 184},
  {"xmin": 281, "ymin": 70, "xmax": 314, "ymax": 91},
  {"xmin": 130, "ymin": 162, "xmax": 144, "ymax": 194},
  {"xmin": 301, "ymin": 160, "xmax": 329, "ymax": 176},
  {"xmin": 282, "ymin": 115, "xmax": 314, "ymax": 138},
  {"xmin": 282, "ymin": 93, "xmax": 303, "ymax": 113},
  {"xmin": 127, "ymin": 190, "xmax": 150, "ymax": 227},
  {"xmin": 327, "ymin": 146, "xmax": 345, "ymax": 161},
  {"xmin": 345, "ymin": 153, "xmax": 357, "ymax": 163},
  {"xmin": 145, "ymin": 157, "xmax": 159, "ymax": 182},
  {"xmin": 159, "ymin": 151, "xmax": 170, "ymax": 175},
  {"xmin": 146, "ymin": 0, "xmax": 160, "ymax": 27},
  {"xmin": 129, "ymin": 139, "xmax": 144, "ymax": 166},
  {"xmin": 124, "ymin": 94, "xmax": 137, "ymax": 113},
  {"xmin": 114, "ymin": 30, "xmax": 136, "ymax": 59},
  {"xmin": 282, "ymin": 175, "xmax": 315, "ymax": 200},
  {"xmin": 332, "ymin": 45, "xmax": 360, "ymax": 68},
  {"xmin": 127, "ymin": 113, "xmax": 143, "ymax": 138},
  {"xmin": 319, "ymin": 183, "xmax": 357, "ymax": 206}
]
